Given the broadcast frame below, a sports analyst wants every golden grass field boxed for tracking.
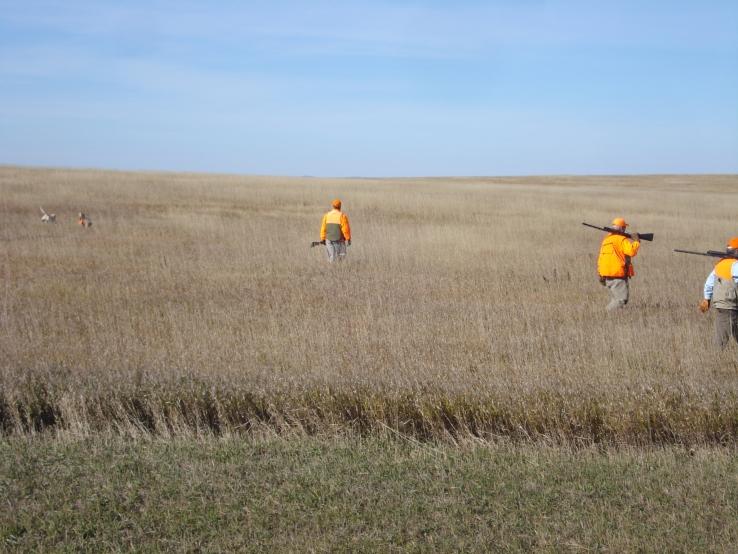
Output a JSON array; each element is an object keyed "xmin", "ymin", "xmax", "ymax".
[{"xmin": 2, "ymin": 167, "xmax": 738, "ymax": 443}]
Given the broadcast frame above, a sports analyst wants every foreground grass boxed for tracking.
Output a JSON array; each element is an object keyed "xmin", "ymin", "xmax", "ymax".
[{"xmin": 2, "ymin": 436, "xmax": 737, "ymax": 552}]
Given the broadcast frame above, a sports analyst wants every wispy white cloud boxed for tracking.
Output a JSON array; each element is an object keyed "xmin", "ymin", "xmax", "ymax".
[
  {"xmin": 0, "ymin": 45, "xmax": 96, "ymax": 78},
  {"xmin": 3, "ymin": 1, "xmax": 736, "ymax": 61}
]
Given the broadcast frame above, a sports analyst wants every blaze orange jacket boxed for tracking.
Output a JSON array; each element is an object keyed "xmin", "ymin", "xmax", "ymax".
[
  {"xmin": 597, "ymin": 234, "xmax": 640, "ymax": 278},
  {"xmin": 320, "ymin": 209, "xmax": 351, "ymax": 242}
]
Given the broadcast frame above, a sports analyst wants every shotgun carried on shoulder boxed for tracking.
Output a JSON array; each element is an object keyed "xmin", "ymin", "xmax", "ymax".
[
  {"xmin": 674, "ymin": 248, "xmax": 736, "ymax": 259},
  {"xmin": 582, "ymin": 222, "xmax": 654, "ymax": 242},
  {"xmin": 310, "ymin": 240, "xmax": 326, "ymax": 248}
]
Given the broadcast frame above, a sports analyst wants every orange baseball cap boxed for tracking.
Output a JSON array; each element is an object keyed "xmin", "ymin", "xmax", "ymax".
[
  {"xmin": 332, "ymin": 199, "xmax": 342, "ymax": 209},
  {"xmin": 611, "ymin": 217, "xmax": 628, "ymax": 228},
  {"xmin": 727, "ymin": 237, "xmax": 738, "ymax": 249}
]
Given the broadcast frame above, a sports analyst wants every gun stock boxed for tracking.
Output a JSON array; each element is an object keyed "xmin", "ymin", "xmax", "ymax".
[
  {"xmin": 581, "ymin": 222, "xmax": 654, "ymax": 242},
  {"xmin": 310, "ymin": 240, "xmax": 325, "ymax": 248}
]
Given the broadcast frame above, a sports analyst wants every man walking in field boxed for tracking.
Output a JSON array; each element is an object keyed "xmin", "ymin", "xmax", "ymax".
[
  {"xmin": 320, "ymin": 199, "xmax": 351, "ymax": 262},
  {"xmin": 597, "ymin": 217, "xmax": 640, "ymax": 311},
  {"xmin": 699, "ymin": 237, "xmax": 738, "ymax": 348}
]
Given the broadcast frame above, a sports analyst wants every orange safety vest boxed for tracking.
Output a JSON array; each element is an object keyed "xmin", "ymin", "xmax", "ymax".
[
  {"xmin": 597, "ymin": 234, "xmax": 640, "ymax": 278},
  {"xmin": 713, "ymin": 258, "xmax": 738, "ymax": 309},
  {"xmin": 320, "ymin": 209, "xmax": 351, "ymax": 242}
]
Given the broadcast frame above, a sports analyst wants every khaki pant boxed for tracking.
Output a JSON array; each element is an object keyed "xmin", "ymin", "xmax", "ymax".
[
  {"xmin": 325, "ymin": 240, "xmax": 347, "ymax": 263},
  {"xmin": 714, "ymin": 308, "xmax": 738, "ymax": 349},
  {"xmin": 604, "ymin": 278, "xmax": 629, "ymax": 311}
]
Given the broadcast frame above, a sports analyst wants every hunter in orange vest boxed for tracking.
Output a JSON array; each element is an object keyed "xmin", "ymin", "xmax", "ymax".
[
  {"xmin": 319, "ymin": 199, "xmax": 351, "ymax": 262},
  {"xmin": 597, "ymin": 217, "xmax": 640, "ymax": 310},
  {"xmin": 699, "ymin": 237, "xmax": 738, "ymax": 348}
]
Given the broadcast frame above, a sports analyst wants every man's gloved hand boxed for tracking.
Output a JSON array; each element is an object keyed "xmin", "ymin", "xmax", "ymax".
[
  {"xmin": 347, "ymin": 239, "xmax": 351, "ymax": 246},
  {"xmin": 630, "ymin": 231, "xmax": 640, "ymax": 241},
  {"xmin": 699, "ymin": 299, "xmax": 710, "ymax": 313},
  {"xmin": 599, "ymin": 276, "xmax": 606, "ymax": 286}
]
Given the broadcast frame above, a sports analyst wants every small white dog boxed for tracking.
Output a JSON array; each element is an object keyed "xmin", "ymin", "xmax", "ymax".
[{"xmin": 40, "ymin": 207, "xmax": 56, "ymax": 223}]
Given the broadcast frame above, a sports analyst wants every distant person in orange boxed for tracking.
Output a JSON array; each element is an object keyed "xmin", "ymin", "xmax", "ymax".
[
  {"xmin": 699, "ymin": 237, "xmax": 738, "ymax": 348},
  {"xmin": 597, "ymin": 217, "xmax": 640, "ymax": 310},
  {"xmin": 319, "ymin": 199, "xmax": 351, "ymax": 262},
  {"xmin": 78, "ymin": 212, "xmax": 92, "ymax": 228}
]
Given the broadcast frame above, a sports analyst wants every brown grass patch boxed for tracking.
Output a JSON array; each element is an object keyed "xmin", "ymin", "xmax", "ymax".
[{"xmin": 2, "ymin": 166, "xmax": 738, "ymax": 443}]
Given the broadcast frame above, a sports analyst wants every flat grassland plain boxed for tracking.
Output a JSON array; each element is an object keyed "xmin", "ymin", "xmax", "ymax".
[{"xmin": 2, "ymin": 167, "xmax": 738, "ymax": 550}]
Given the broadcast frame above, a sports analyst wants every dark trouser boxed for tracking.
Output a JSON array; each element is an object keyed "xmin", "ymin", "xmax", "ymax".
[{"xmin": 715, "ymin": 308, "xmax": 738, "ymax": 349}]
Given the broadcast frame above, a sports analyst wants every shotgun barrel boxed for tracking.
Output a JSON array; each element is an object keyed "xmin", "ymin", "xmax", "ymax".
[
  {"xmin": 581, "ymin": 222, "xmax": 654, "ymax": 242},
  {"xmin": 673, "ymin": 249, "xmax": 730, "ymax": 259}
]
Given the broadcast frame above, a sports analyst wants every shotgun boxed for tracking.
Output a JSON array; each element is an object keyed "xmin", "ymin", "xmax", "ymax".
[
  {"xmin": 673, "ymin": 249, "xmax": 735, "ymax": 259},
  {"xmin": 582, "ymin": 222, "xmax": 654, "ymax": 242},
  {"xmin": 310, "ymin": 240, "xmax": 325, "ymax": 248}
]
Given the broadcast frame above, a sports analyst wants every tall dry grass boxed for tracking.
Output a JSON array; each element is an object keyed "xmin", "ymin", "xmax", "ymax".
[{"xmin": 2, "ymin": 167, "xmax": 738, "ymax": 443}]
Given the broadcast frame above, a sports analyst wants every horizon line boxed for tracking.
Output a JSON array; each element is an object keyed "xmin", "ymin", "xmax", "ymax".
[{"xmin": 2, "ymin": 163, "xmax": 737, "ymax": 181}]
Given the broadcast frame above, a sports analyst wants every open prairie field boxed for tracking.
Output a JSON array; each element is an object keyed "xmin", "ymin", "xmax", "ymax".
[
  {"xmin": 2, "ymin": 167, "xmax": 738, "ymax": 444},
  {"xmin": 3, "ymin": 167, "xmax": 738, "ymax": 551}
]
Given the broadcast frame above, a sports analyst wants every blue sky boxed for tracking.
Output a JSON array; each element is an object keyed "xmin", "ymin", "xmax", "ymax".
[{"xmin": 1, "ymin": 0, "xmax": 737, "ymax": 176}]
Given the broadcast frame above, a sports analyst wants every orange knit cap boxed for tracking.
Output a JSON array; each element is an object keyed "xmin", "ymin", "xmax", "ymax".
[
  {"xmin": 727, "ymin": 237, "xmax": 738, "ymax": 249},
  {"xmin": 332, "ymin": 199, "xmax": 342, "ymax": 209},
  {"xmin": 611, "ymin": 217, "xmax": 628, "ymax": 228}
]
